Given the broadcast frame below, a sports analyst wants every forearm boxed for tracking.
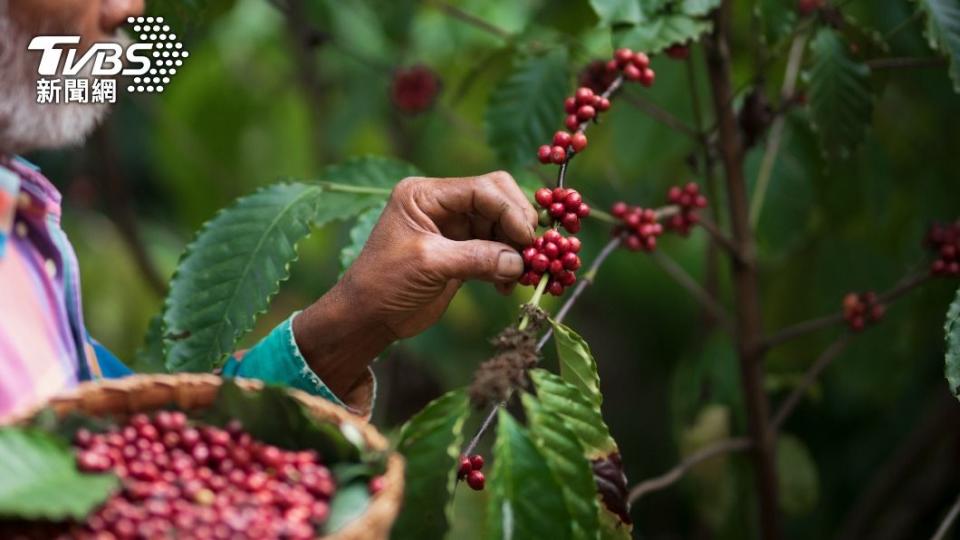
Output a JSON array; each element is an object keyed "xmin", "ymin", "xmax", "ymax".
[{"xmin": 291, "ymin": 282, "xmax": 395, "ymax": 399}]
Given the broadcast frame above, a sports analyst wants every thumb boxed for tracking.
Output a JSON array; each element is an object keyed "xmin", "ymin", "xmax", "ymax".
[{"xmin": 429, "ymin": 237, "xmax": 524, "ymax": 283}]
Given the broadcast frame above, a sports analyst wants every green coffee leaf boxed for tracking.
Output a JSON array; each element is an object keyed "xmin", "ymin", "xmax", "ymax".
[
  {"xmin": 589, "ymin": 0, "xmax": 643, "ymax": 25},
  {"xmin": 613, "ymin": 14, "xmax": 713, "ymax": 54},
  {"xmin": 324, "ymin": 483, "xmax": 371, "ymax": 534},
  {"xmin": 679, "ymin": 0, "xmax": 721, "ymax": 17},
  {"xmin": 776, "ymin": 434, "xmax": 819, "ymax": 516},
  {"xmin": 488, "ymin": 411, "xmax": 573, "ymax": 540},
  {"xmin": 530, "ymin": 369, "xmax": 617, "ymax": 459},
  {"xmin": 393, "ymin": 390, "xmax": 470, "ymax": 540},
  {"xmin": 945, "ymin": 287, "xmax": 960, "ymax": 399},
  {"xmin": 162, "ymin": 156, "xmax": 419, "ymax": 373},
  {"xmin": 486, "ymin": 50, "xmax": 570, "ymax": 167},
  {"xmin": 552, "ymin": 320, "xmax": 603, "ymax": 409},
  {"xmin": 523, "ymin": 394, "xmax": 601, "ymax": 540},
  {"xmin": 130, "ymin": 314, "xmax": 167, "ymax": 374},
  {"xmin": 916, "ymin": 0, "xmax": 960, "ymax": 92},
  {"xmin": 0, "ymin": 428, "xmax": 119, "ymax": 520},
  {"xmin": 807, "ymin": 28, "xmax": 874, "ymax": 161},
  {"xmin": 339, "ymin": 203, "xmax": 384, "ymax": 275}
]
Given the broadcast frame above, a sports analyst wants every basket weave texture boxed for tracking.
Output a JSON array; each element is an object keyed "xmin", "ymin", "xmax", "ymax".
[{"xmin": 9, "ymin": 374, "xmax": 404, "ymax": 540}]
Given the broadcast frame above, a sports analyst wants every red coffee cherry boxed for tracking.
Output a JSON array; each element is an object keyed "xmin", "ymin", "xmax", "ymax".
[
  {"xmin": 391, "ymin": 65, "xmax": 441, "ymax": 114},
  {"xmin": 550, "ymin": 146, "xmax": 567, "ymax": 164},
  {"xmin": 467, "ymin": 470, "xmax": 485, "ymax": 491},
  {"xmin": 925, "ymin": 220, "xmax": 960, "ymax": 277},
  {"xmin": 553, "ymin": 131, "xmax": 572, "ymax": 148},
  {"xmin": 577, "ymin": 105, "xmax": 596, "ymax": 122},
  {"xmin": 537, "ymin": 145, "xmax": 552, "ymax": 164},
  {"xmin": 565, "ymin": 114, "xmax": 581, "ymax": 131},
  {"xmin": 571, "ymin": 132, "xmax": 588, "ymax": 152},
  {"xmin": 797, "ymin": 0, "xmax": 824, "ymax": 16},
  {"xmin": 666, "ymin": 44, "xmax": 690, "ymax": 60},
  {"xmin": 469, "ymin": 454, "xmax": 484, "ymax": 470}
]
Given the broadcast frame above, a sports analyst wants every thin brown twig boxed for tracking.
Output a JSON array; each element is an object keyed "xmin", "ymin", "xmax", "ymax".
[
  {"xmin": 620, "ymin": 90, "xmax": 702, "ymax": 141},
  {"xmin": 428, "ymin": 0, "xmax": 513, "ymax": 41},
  {"xmin": 866, "ymin": 57, "xmax": 947, "ymax": 70},
  {"xmin": 648, "ymin": 250, "xmax": 734, "ymax": 333},
  {"xmin": 697, "ymin": 216, "xmax": 741, "ymax": 262},
  {"xmin": 557, "ymin": 76, "xmax": 625, "ymax": 188},
  {"xmin": 627, "ymin": 437, "xmax": 752, "ymax": 503},
  {"xmin": 932, "ymin": 493, "xmax": 960, "ymax": 540},
  {"xmin": 461, "ymin": 237, "xmax": 623, "ymax": 458},
  {"xmin": 536, "ymin": 236, "xmax": 623, "ymax": 350},
  {"xmin": 770, "ymin": 335, "xmax": 851, "ymax": 431},
  {"xmin": 750, "ymin": 33, "xmax": 807, "ymax": 227},
  {"xmin": 763, "ymin": 270, "xmax": 931, "ymax": 350}
]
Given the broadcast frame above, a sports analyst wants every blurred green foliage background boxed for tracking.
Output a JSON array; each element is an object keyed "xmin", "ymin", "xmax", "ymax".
[{"xmin": 25, "ymin": 0, "xmax": 960, "ymax": 537}]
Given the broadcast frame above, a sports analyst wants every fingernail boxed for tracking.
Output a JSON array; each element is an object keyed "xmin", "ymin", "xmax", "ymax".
[{"xmin": 496, "ymin": 250, "xmax": 524, "ymax": 280}]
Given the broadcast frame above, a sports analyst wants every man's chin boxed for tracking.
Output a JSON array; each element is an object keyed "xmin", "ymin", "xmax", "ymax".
[{"xmin": 0, "ymin": 98, "xmax": 110, "ymax": 155}]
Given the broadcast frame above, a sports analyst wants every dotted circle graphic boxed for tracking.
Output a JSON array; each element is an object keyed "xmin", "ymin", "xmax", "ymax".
[{"xmin": 125, "ymin": 16, "xmax": 189, "ymax": 94}]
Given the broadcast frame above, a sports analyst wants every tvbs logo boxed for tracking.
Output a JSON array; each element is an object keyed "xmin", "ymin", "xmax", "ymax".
[{"xmin": 29, "ymin": 16, "xmax": 188, "ymax": 104}]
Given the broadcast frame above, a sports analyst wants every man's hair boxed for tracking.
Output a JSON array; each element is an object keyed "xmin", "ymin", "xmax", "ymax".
[{"xmin": 0, "ymin": 1, "xmax": 113, "ymax": 154}]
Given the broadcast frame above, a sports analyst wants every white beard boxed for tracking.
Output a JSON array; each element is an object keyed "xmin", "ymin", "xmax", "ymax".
[{"xmin": 0, "ymin": 5, "xmax": 117, "ymax": 155}]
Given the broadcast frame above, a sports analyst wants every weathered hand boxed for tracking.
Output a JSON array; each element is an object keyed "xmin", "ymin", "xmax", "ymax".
[{"xmin": 293, "ymin": 171, "xmax": 537, "ymax": 396}]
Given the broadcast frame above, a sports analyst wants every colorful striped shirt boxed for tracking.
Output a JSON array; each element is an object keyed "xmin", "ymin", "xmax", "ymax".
[{"xmin": 0, "ymin": 157, "xmax": 373, "ymax": 420}]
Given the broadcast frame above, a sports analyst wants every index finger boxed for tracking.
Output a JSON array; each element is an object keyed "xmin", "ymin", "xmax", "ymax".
[{"xmin": 415, "ymin": 171, "xmax": 538, "ymax": 247}]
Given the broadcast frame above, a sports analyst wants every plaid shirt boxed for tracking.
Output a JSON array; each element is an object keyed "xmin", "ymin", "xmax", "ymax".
[{"xmin": 0, "ymin": 156, "xmax": 373, "ymax": 419}]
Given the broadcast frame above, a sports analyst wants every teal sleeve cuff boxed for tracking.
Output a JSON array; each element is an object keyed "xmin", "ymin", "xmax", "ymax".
[{"xmin": 222, "ymin": 313, "xmax": 353, "ymax": 408}]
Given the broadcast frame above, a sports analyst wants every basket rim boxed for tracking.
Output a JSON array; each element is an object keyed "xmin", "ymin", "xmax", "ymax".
[{"xmin": 3, "ymin": 374, "xmax": 404, "ymax": 540}]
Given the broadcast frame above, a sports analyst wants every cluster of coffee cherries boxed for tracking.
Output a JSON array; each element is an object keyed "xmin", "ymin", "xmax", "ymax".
[
  {"xmin": 926, "ymin": 221, "xmax": 960, "ymax": 277},
  {"xmin": 457, "ymin": 454, "xmax": 486, "ymax": 491},
  {"xmin": 535, "ymin": 187, "xmax": 590, "ymax": 234},
  {"xmin": 519, "ymin": 229, "xmax": 582, "ymax": 296},
  {"xmin": 55, "ymin": 411, "xmax": 353, "ymax": 539},
  {"xmin": 842, "ymin": 292, "xmax": 886, "ymax": 332},
  {"xmin": 537, "ymin": 87, "xmax": 607, "ymax": 165},
  {"xmin": 611, "ymin": 203, "xmax": 664, "ymax": 252},
  {"xmin": 665, "ymin": 182, "xmax": 709, "ymax": 235}
]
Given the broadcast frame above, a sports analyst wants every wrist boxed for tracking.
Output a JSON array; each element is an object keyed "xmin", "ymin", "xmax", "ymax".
[{"xmin": 292, "ymin": 283, "xmax": 394, "ymax": 398}]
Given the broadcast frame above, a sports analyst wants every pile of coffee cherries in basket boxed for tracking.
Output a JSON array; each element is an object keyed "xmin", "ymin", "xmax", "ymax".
[{"xmin": 7, "ymin": 411, "xmax": 378, "ymax": 540}]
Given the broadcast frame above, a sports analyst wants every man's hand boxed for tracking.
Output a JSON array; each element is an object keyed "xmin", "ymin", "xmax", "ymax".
[{"xmin": 292, "ymin": 171, "xmax": 537, "ymax": 397}]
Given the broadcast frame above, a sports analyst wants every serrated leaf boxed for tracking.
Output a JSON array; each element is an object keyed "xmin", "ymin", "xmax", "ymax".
[
  {"xmin": 530, "ymin": 369, "xmax": 617, "ymax": 459},
  {"xmin": 552, "ymin": 320, "xmax": 603, "ymax": 409},
  {"xmin": 320, "ymin": 155, "xmax": 421, "ymax": 192},
  {"xmin": 339, "ymin": 203, "xmax": 384, "ymax": 275},
  {"xmin": 776, "ymin": 434, "xmax": 819, "ymax": 516},
  {"xmin": 0, "ymin": 428, "xmax": 119, "ymax": 520},
  {"xmin": 163, "ymin": 182, "xmax": 325, "ymax": 372},
  {"xmin": 680, "ymin": 0, "xmax": 720, "ymax": 17},
  {"xmin": 522, "ymin": 394, "xmax": 601, "ymax": 540},
  {"xmin": 486, "ymin": 50, "xmax": 570, "ymax": 167},
  {"xmin": 393, "ymin": 390, "xmax": 470, "ymax": 540},
  {"xmin": 945, "ymin": 287, "xmax": 960, "ymax": 399},
  {"xmin": 163, "ymin": 156, "xmax": 419, "ymax": 373},
  {"xmin": 916, "ymin": 0, "xmax": 960, "ymax": 92},
  {"xmin": 806, "ymin": 28, "xmax": 874, "ymax": 161},
  {"xmin": 755, "ymin": 0, "xmax": 797, "ymax": 45},
  {"xmin": 488, "ymin": 411, "xmax": 574, "ymax": 540},
  {"xmin": 589, "ymin": 0, "xmax": 642, "ymax": 25},
  {"xmin": 613, "ymin": 14, "xmax": 713, "ymax": 54},
  {"xmin": 129, "ymin": 314, "xmax": 167, "ymax": 374}
]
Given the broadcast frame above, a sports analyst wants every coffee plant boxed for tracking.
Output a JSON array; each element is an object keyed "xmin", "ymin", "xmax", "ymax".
[{"xmin": 124, "ymin": 0, "xmax": 960, "ymax": 538}]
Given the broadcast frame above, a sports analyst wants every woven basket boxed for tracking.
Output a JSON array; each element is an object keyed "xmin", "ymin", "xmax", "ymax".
[{"xmin": 10, "ymin": 374, "xmax": 404, "ymax": 540}]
